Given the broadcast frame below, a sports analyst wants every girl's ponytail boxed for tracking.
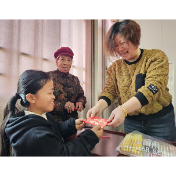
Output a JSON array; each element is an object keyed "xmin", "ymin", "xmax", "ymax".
[
  {"xmin": 0, "ymin": 94, "xmax": 21, "ymax": 156},
  {"xmin": 8, "ymin": 93, "xmax": 21, "ymax": 116}
]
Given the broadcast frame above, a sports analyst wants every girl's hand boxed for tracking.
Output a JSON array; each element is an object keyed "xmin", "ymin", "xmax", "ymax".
[
  {"xmin": 91, "ymin": 125, "xmax": 103, "ymax": 140},
  {"xmin": 75, "ymin": 118, "xmax": 85, "ymax": 130},
  {"xmin": 107, "ymin": 106, "xmax": 126, "ymax": 128}
]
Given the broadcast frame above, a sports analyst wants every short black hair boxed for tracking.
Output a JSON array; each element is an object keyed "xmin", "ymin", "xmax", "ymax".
[{"xmin": 104, "ymin": 20, "xmax": 141, "ymax": 57}]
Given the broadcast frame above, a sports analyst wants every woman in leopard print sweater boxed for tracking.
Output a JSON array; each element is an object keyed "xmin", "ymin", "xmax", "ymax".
[{"xmin": 87, "ymin": 20, "xmax": 176, "ymax": 141}]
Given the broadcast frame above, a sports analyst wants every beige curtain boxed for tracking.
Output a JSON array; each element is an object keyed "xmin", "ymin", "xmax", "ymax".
[{"xmin": 0, "ymin": 19, "xmax": 92, "ymax": 124}]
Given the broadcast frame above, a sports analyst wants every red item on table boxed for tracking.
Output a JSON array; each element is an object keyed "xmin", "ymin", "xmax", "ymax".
[
  {"xmin": 102, "ymin": 136, "xmax": 111, "ymax": 138},
  {"xmin": 84, "ymin": 117, "xmax": 110, "ymax": 128},
  {"xmin": 74, "ymin": 108, "xmax": 78, "ymax": 111}
]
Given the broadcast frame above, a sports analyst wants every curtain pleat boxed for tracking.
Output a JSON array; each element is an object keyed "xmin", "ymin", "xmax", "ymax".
[{"xmin": 0, "ymin": 20, "xmax": 92, "ymax": 124}]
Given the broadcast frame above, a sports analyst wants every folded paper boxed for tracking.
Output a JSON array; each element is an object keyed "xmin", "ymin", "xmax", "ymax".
[{"xmin": 84, "ymin": 117, "xmax": 110, "ymax": 128}]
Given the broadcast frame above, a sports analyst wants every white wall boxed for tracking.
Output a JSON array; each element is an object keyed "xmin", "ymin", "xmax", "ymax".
[{"xmin": 135, "ymin": 20, "xmax": 176, "ymax": 116}]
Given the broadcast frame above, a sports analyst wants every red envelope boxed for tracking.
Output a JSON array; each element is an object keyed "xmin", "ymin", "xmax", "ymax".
[{"xmin": 84, "ymin": 117, "xmax": 110, "ymax": 128}]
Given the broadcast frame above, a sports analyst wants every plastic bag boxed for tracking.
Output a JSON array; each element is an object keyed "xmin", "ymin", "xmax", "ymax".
[{"xmin": 116, "ymin": 131, "xmax": 176, "ymax": 156}]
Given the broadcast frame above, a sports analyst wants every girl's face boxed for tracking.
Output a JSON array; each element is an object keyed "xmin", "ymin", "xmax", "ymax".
[
  {"xmin": 113, "ymin": 34, "xmax": 140, "ymax": 62},
  {"xmin": 56, "ymin": 55, "xmax": 72, "ymax": 73},
  {"xmin": 27, "ymin": 79, "xmax": 55, "ymax": 115}
]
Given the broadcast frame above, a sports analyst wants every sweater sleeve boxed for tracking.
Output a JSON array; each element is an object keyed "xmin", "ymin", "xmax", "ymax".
[
  {"xmin": 98, "ymin": 64, "xmax": 120, "ymax": 105},
  {"xmin": 134, "ymin": 92, "xmax": 148, "ymax": 107},
  {"xmin": 28, "ymin": 127, "xmax": 99, "ymax": 156},
  {"xmin": 57, "ymin": 118, "xmax": 77, "ymax": 139},
  {"xmin": 47, "ymin": 113, "xmax": 77, "ymax": 139},
  {"xmin": 137, "ymin": 50, "xmax": 171, "ymax": 106}
]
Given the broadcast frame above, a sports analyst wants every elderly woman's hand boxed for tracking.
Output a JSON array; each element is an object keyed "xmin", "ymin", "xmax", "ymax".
[
  {"xmin": 76, "ymin": 102, "xmax": 83, "ymax": 112},
  {"xmin": 65, "ymin": 101, "xmax": 75, "ymax": 113}
]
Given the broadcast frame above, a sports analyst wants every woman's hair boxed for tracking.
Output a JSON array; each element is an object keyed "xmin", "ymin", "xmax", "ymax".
[
  {"xmin": 0, "ymin": 70, "xmax": 51, "ymax": 156},
  {"xmin": 104, "ymin": 19, "xmax": 141, "ymax": 57}
]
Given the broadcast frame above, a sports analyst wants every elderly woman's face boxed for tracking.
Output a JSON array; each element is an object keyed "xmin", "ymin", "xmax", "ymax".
[
  {"xmin": 114, "ymin": 34, "xmax": 139, "ymax": 62},
  {"xmin": 56, "ymin": 55, "xmax": 72, "ymax": 73}
]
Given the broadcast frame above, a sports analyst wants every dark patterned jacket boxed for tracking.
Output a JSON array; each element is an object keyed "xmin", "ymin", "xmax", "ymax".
[{"xmin": 48, "ymin": 69, "xmax": 86, "ymax": 121}]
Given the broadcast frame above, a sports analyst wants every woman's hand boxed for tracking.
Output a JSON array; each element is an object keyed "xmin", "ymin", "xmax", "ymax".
[
  {"xmin": 65, "ymin": 101, "xmax": 75, "ymax": 113},
  {"xmin": 107, "ymin": 106, "xmax": 126, "ymax": 128},
  {"xmin": 76, "ymin": 102, "xmax": 83, "ymax": 112},
  {"xmin": 75, "ymin": 118, "xmax": 86, "ymax": 130},
  {"xmin": 86, "ymin": 105, "xmax": 103, "ymax": 118},
  {"xmin": 87, "ymin": 99, "xmax": 108, "ymax": 118},
  {"xmin": 91, "ymin": 125, "xmax": 103, "ymax": 140}
]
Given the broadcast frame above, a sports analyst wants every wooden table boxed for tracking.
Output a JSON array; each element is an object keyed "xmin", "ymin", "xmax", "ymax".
[
  {"xmin": 66, "ymin": 126, "xmax": 176, "ymax": 156},
  {"xmin": 77, "ymin": 126, "xmax": 126, "ymax": 156}
]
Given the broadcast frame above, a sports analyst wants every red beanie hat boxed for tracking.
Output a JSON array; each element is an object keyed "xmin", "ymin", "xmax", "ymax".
[{"xmin": 54, "ymin": 47, "xmax": 74, "ymax": 59}]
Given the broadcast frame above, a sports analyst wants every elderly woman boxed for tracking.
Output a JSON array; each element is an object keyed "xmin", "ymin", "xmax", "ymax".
[
  {"xmin": 87, "ymin": 20, "xmax": 176, "ymax": 141},
  {"xmin": 48, "ymin": 47, "xmax": 86, "ymax": 122}
]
